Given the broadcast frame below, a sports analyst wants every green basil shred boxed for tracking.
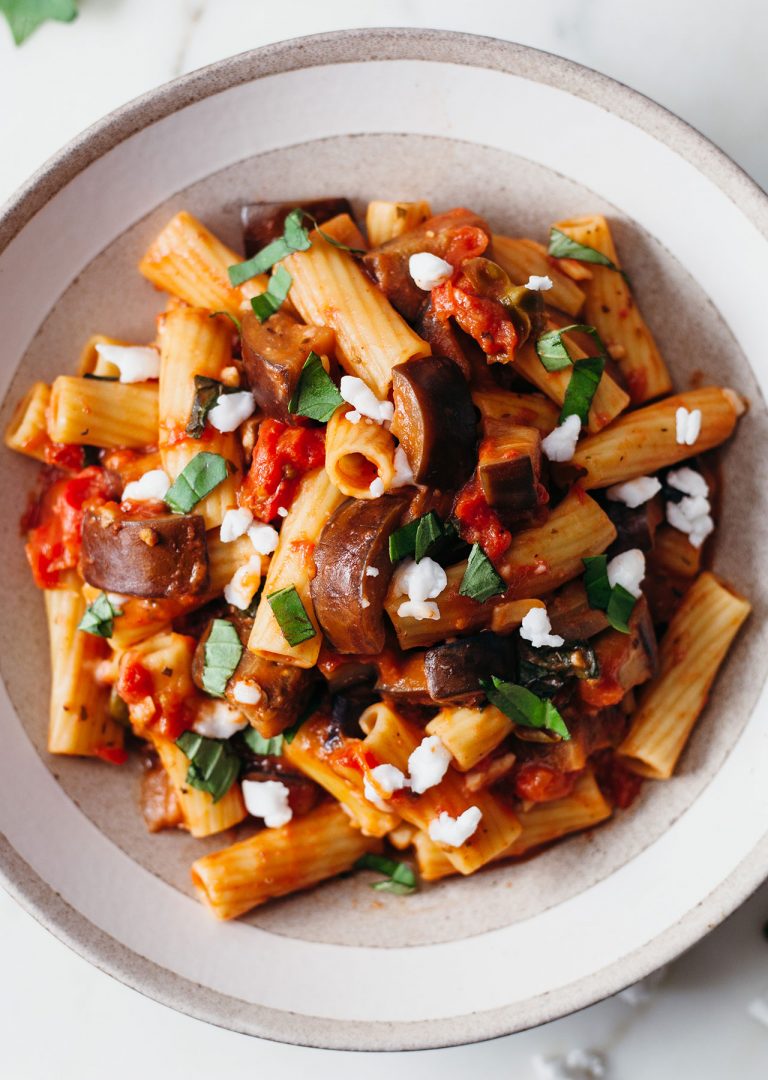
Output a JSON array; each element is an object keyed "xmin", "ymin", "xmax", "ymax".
[
  {"xmin": 175, "ymin": 731, "xmax": 241, "ymax": 803},
  {"xmin": 535, "ymin": 323, "xmax": 607, "ymax": 373},
  {"xmin": 288, "ymin": 351, "xmax": 343, "ymax": 422},
  {"xmin": 227, "ymin": 209, "xmax": 311, "ymax": 285},
  {"xmin": 354, "ymin": 853, "xmax": 417, "ymax": 895},
  {"xmin": 77, "ymin": 592, "xmax": 122, "ymax": 638},
  {"xmin": 548, "ymin": 227, "xmax": 627, "ymax": 282},
  {"xmin": 165, "ymin": 451, "xmax": 229, "ymax": 513},
  {"xmin": 458, "ymin": 543, "xmax": 506, "ymax": 604},
  {"xmin": 243, "ymin": 727, "xmax": 285, "ymax": 757},
  {"xmin": 482, "ymin": 676, "xmax": 571, "ymax": 740},
  {"xmin": 250, "ymin": 264, "xmax": 293, "ymax": 323},
  {"xmin": 582, "ymin": 555, "xmax": 637, "ymax": 634},
  {"xmin": 202, "ymin": 620, "xmax": 243, "ymax": 697},
  {"xmin": 560, "ymin": 356, "xmax": 606, "ymax": 424},
  {"xmin": 267, "ymin": 585, "xmax": 316, "ymax": 647}
]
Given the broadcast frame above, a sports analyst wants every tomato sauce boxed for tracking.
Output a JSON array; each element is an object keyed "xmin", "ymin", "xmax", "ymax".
[
  {"xmin": 43, "ymin": 443, "xmax": 87, "ymax": 472},
  {"xmin": 514, "ymin": 762, "xmax": 577, "ymax": 803},
  {"xmin": 116, "ymin": 657, "xmax": 193, "ymax": 741},
  {"xmin": 240, "ymin": 418, "xmax": 325, "ymax": 521},
  {"xmin": 454, "ymin": 476, "xmax": 511, "ymax": 561},
  {"xmin": 594, "ymin": 751, "xmax": 643, "ymax": 809},
  {"xmin": 432, "ymin": 276, "xmax": 519, "ymax": 359}
]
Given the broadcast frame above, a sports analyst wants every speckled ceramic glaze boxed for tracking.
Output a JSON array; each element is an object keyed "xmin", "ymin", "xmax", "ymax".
[{"xmin": 1, "ymin": 29, "xmax": 767, "ymax": 1052}]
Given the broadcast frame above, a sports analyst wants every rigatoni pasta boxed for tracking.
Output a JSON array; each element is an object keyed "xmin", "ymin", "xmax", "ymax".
[{"xmin": 6, "ymin": 192, "xmax": 749, "ymax": 919}]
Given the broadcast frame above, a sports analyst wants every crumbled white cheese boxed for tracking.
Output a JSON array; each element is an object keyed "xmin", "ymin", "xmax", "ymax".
[
  {"xmin": 541, "ymin": 413, "xmax": 581, "ymax": 462},
  {"xmin": 397, "ymin": 599, "xmax": 440, "ymax": 620},
  {"xmin": 675, "ymin": 406, "xmax": 702, "ymax": 446},
  {"xmin": 408, "ymin": 735, "xmax": 452, "ymax": 794},
  {"xmin": 391, "ymin": 445, "xmax": 416, "ymax": 487},
  {"xmin": 666, "ymin": 466, "xmax": 708, "ymax": 498},
  {"xmin": 276, "ymin": 507, "xmax": 289, "ymax": 518},
  {"xmin": 242, "ymin": 779, "xmax": 293, "ymax": 828},
  {"xmin": 121, "ymin": 468, "xmax": 171, "ymax": 503},
  {"xmin": 365, "ymin": 566, "xmax": 380, "ymax": 578},
  {"xmin": 248, "ymin": 522, "xmax": 279, "ymax": 555},
  {"xmin": 339, "ymin": 375, "xmax": 394, "ymax": 424},
  {"xmin": 231, "ymin": 680, "xmax": 264, "ymax": 706},
  {"xmin": 428, "ymin": 806, "xmax": 482, "ymax": 847},
  {"xmin": 408, "ymin": 251, "xmax": 453, "ymax": 291},
  {"xmin": 223, "ymin": 556, "xmax": 262, "ymax": 609},
  {"xmin": 365, "ymin": 763, "xmax": 408, "ymax": 810},
  {"xmin": 193, "ymin": 699, "xmax": 248, "ymax": 740},
  {"xmin": 525, "ymin": 274, "xmax": 554, "ymax": 291},
  {"xmin": 95, "ymin": 343, "xmax": 160, "ymax": 383},
  {"xmin": 363, "ymin": 777, "xmax": 390, "ymax": 812},
  {"xmin": 606, "ymin": 475, "xmax": 662, "ymax": 508},
  {"xmin": 208, "ymin": 390, "xmax": 256, "ymax": 433},
  {"xmin": 369, "ymin": 477, "xmax": 385, "ymax": 498},
  {"xmin": 361, "ymin": 598, "xmax": 371, "ymax": 609},
  {"xmin": 393, "ymin": 557, "xmax": 447, "ymax": 621},
  {"xmin": 532, "ymin": 1048, "xmax": 607, "ymax": 1080},
  {"xmin": 520, "ymin": 606, "xmax": 564, "ymax": 649},
  {"xmin": 666, "ymin": 499, "xmax": 714, "ymax": 549},
  {"xmin": 220, "ymin": 507, "xmax": 254, "ymax": 543},
  {"xmin": 607, "ymin": 548, "xmax": 645, "ymax": 598}
]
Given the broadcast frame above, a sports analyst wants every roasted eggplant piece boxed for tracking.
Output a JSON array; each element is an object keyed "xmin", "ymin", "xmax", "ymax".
[
  {"xmin": 81, "ymin": 506, "xmax": 208, "ymax": 599},
  {"xmin": 478, "ymin": 419, "xmax": 543, "ymax": 514},
  {"xmin": 240, "ymin": 762, "xmax": 321, "ymax": 817},
  {"xmin": 330, "ymin": 687, "xmax": 380, "ymax": 737},
  {"xmin": 242, "ymin": 198, "xmax": 354, "ymax": 257},
  {"xmin": 460, "ymin": 256, "xmax": 545, "ymax": 348},
  {"xmin": 425, "ymin": 633, "xmax": 513, "ymax": 703},
  {"xmin": 578, "ymin": 598, "xmax": 658, "ymax": 708},
  {"xmin": 192, "ymin": 616, "xmax": 315, "ymax": 737},
  {"xmin": 547, "ymin": 580, "xmax": 611, "ymax": 641},
  {"xmin": 311, "ymin": 495, "xmax": 409, "ymax": 654},
  {"xmin": 605, "ymin": 495, "xmax": 664, "ymax": 556},
  {"xmin": 391, "ymin": 356, "xmax": 477, "ymax": 488},
  {"xmin": 363, "ymin": 207, "xmax": 491, "ymax": 320},
  {"xmin": 413, "ymin": 300, "xmax": 472, "ymax": 380},
  {"xmin": 517, "ymin": 639, "xmax": 598, "ymax": 699},
  {"xmin": 240, "ymin": 309, "xmax": 336, "ymax": 422},
  {"xmin": 374, "ymin": 648, "xmax": 432, "ymax": 704}
]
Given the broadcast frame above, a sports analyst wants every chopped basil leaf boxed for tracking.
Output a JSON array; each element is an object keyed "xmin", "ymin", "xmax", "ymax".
[
  {"xmin": 482, "ymin": 676, "xmax": 570, "ymax": 740},
  {"xmin": 250, "ymin": 264, "xmax": 293, "ymax": 323},
  {"xmin": 582, "ymin": 555, "xmax": 636, "ymax": 634},
  {"xmin": 242, "ymin": 727, "xmax": 284, "ymax": 756},
  {"xmin": 228, "ymin": 208, "xmax": 311, "ymax": 286},
  {"xmin": 560, "ymin": 356, "xmax": 605, "ymax": 424},
  {"xmin": 210, "ymin": 310, "xmax": 242, "ymax": 334},
  {"xmin": 288, "ymin": 351, "xmax": 343, "ymax": 422},
  {"xmin": 459, "ymin": 543, "xmax": 506, "ymax": 603},
  {"xmin": 175, "ymin": 731, "xmax": 240, "ymax": 803},
  {"xmin": 267, "ymin": 585, "xmax": 316, "ymax": 646},
  {"xmin": 535, "ymin": 323, "xmax": 608, "ymax": 373},
  {"xmin": 548, "ymin": 227, "xmax": 623, "ymax": 275},
  {"xmin": 83, "ymin": 372, "xmax": 118, "ymax": 381},
  {"xmin": 388, "ymin": 518, "xmax": 420, "ymax": 562},
  {"xmin": 301, "ymin": 211, "xmax": 366, "ymax": 256},
  {"xmin": 202, "ymin": 619, "xmax": 243, "ymax": 697},
  {"xmin": 165, "ymin": 451, "xmax": 229, "ymax": 513},
  {"xmin": 185, "ymin": 375, "xmax": 236, "ymax": 439},
  {"xmin": 414, "ymin": 511, "xmax": 445, "ymax": 562},
  {"xmin": 354, "ymin": 853, "xmax": 417, "ymax": 895},
  {"xmin": 389, "ymin": 512, "xmax": 461, "ymax": 565},
  {"xmin": 77, "ymin": 592, "xmax": 122, "ymax": 638}
]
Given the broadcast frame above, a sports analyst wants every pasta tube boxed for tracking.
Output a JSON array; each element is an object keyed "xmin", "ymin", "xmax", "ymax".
[
  {"xmin": 324, "ymin": 407, "xmax": 397, "ymax": 497},
  {"xmin": 48, "ymin": 376, "xmax": 158, "ymax": 448}
]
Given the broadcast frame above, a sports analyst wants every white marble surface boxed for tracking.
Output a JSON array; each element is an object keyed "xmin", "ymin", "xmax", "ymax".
[{"xmin": 1, "ymin": 1, "xmax": 768, "ymax": 1076}]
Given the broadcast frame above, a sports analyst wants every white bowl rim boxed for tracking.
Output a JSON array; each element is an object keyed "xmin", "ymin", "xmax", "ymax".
[{"xmin": 2, "ymin": 27, "xmax": 768, "ymax": 1052}]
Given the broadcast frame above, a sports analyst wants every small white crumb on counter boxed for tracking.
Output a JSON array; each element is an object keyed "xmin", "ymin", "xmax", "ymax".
[
  {"xmin": 606, "ymin": 475, "xmax": 662, "ymax": 508},
  {"xmin": 193, "ymin": 700, "xmax": 247, "ymax": 740},
  {"xmin": 223, "ymin": 556, "xmax": 262, "ymax": 610},
  {"xmin": 606, "ymin": 549, "xmax": 645, "ymax": 598},
  {"xmin": 231, "ymin": 681, "xmax": 264, "ymax": 706},
  {"xmin": 408, "ymin": 735, "xmax": 452, "ymax": 794},
  {"xmin": 542, "ymin": 413, "xmax": 581, "ymax": 462},
  {"xmin": 520, "ymin": 606, "xmax": 564, "ymax": 648},
  {"xmin": 394, "ymin": 557, "xmax": 447, "ymax": 621},
  {"xmin": 340, "ymin": 375, "xmax": 394, "ymax": 424},
  {"xmin": 121, "ymin": 469, "xmax": 171, "ymax": 503},
  {"xmin": 95, "ymin": 343, "xmax": 160, "ymax": 383},
  {"xmin": 248, "ymin": 522, "xmax": 279, "ymax": 555},
  {"xmin": 666, "ymin": 468, "xmax": 713, "ymax": 548},
  {"xmin": 428, "ymin": 806, "xmax": 482, "ymax": 847},
  {"xmin": 408, "ymin": 251, "xmax": 453, "ymax": 290},
  {"xmin": 391, "ymin": 445, "xmax": 416, "ymax": 487},
  {"xmin": 242, "ymin": 779, "xmax": 293, "ymax": 828},
  {"xmin": 675, "ymin": 405, "xmax": 702, "ymax": 446},
  {"xmin": 525, "ymin": 274, "xmax": 554, "ymax": 291},
  {"xmin": 220, "ymin": 507, "xmax": 254, "ymax": 543},
  {"xmin": 208, "ymin": 390, "xmax": 256, "ymax": 433},
  {"xmin": 369, "ymin": 477, "xmax": 385, "ymax": 498},
  {"xmin": 532, "ymin": 1048, "xmax": 607, "ymax": 1080}
]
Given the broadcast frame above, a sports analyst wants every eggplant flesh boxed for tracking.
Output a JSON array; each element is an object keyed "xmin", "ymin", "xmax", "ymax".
[
  {"xmin": 241, "ymin": 198, "xmax": 354, "ymax": 257},
  {"xmin": 311, "ymin": 495, "xmax": 409, "ymax": 654},
  {"xmin": 547, "ymin": 580, "xmax": 611, "ymax": 641},
  {"xmin": 81, "ymin": 507, "xmax": 208, "ymax": 599},
  {"xmin": 414, "ymin": 300, "xmax": 472, "ymax": 380},
  {"xmin": 605, "ymin": 496, "xmax": 664, "ymax": 557},
  {"xmin": 478, "ymin": 420, "xmax": 543, "ymax": 513},
  {"xmin": 240, "ymin": 310, "xmax": 336, "ymax": 421},
  {"xmin": 424, "ymin": 633, "xmax": 513, "ymax": 703},
  {"xmin": 391, "ymin": 356, "xmax": 477, "ymax": 488}
]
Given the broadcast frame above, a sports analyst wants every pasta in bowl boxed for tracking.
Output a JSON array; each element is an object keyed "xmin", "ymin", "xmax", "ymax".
[{"xmin": 5, "ymin": 195, "xmax": 750, "ymax": 921}]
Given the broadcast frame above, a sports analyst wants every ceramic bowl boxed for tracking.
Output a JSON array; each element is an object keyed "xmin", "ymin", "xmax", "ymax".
[{"xmin": 1, "ymin": 28, "xmax": 767, "ymax": 1052}]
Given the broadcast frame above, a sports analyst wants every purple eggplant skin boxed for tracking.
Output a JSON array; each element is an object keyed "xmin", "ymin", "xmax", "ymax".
[
  {"xmin": 391, "ymin": 356, "xmax": 478, "ymax": 489},
  {"xmin": 478, "ymin": 420, "xmax": 543, "ymax": 514},
  {"xmin": 241, "ymin": 198, "xmax": 355, "ymax": 257},
  {"xmin": 424, "ymin": 633, "xmax": 514, "ymax": 704},
  {"xmin": 81, "ymin": 508, "xmax": 208, "ymax": 599},
  {"xmin": 604, "ymin": 495, "xmax": 664, "ymax": 557},
  {"xmin": 413, "ymin": 300, "xmax": 472, "ymax": 380},
  {"xmin": 311, "ymin": 494, "xmax": 410, "ymax": 654}
]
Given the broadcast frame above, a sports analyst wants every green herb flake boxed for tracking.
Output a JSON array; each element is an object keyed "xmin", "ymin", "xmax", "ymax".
[
  {"xmin": 250, "ymin": 264, "xmax": 293, "ymax": 323},
  {"xmin": 414, "ymin": 511, "xmax": 445, "ymax": 562},
  {"xmin": 186, "ymin": 376, "xmax": 225, "ymax": 439},
  {"xmin": 165, "ymin": 451, "xmax": 229, "ymax": 513},
  {"xmin": 389, "ymin": 513, "xmax": 460, "ymax": 565},
  {"xmin": 209, "ymin": 310, "xmax": 242, "ymax": 334},
  {"xmin": 202, "ymin": 619, "xmax": 243, "ymax": 697},
  {"xmin": 302, "ymin": 211, "xmax": 366, "ymax": 256},
  {"xmin": 535, "ymin": 323, "xmax": 607, "ymax": 373},
  {"xmin": 228, "ymin": 209, "xmax": 311, "ymax": 286},
  {"xmin": 548, "ymin": 227, "xmax": 626, "ymax": 281},
  {"xmin": 1, "ymin": 0, "xmax": 77, "ymax": 47},
  {"xmin": 288, "ymin": 351, "xmax": 343, "ymax": 422},
  {"xmin": 560, "ymin": 356, "xmax": 606, "ymax": 425},
  {"xmin": 459, "ymin": 543, "xmax": 506, "ymax": 604},
  {"xmin": 482, "ymin": 676, "xmax": 570, "ymax": 740},
  {"xmin": 389, "ymin": 518, "xmax": 420, "ymax": 563},
  {"xmin": 243, "ymin": 727, "xmax": 285, "ymax": 757},
  {"xmin": 77, "ymin": 592, "xmax": 123, "ymax": 638},
  {"xmin": 175, "ymin": 731, "xmax": 240, "ymax": 803},
  {"xmin": 267, "ymin": 585, "xmax": 316, "ymax": 647},
  {"xmin": 582, "ymin": 555, "xmax": 637, "ymax": 634},
  {"xmin": 354, "ymin": 853, "xmax": 417, "ymax": 895}
]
